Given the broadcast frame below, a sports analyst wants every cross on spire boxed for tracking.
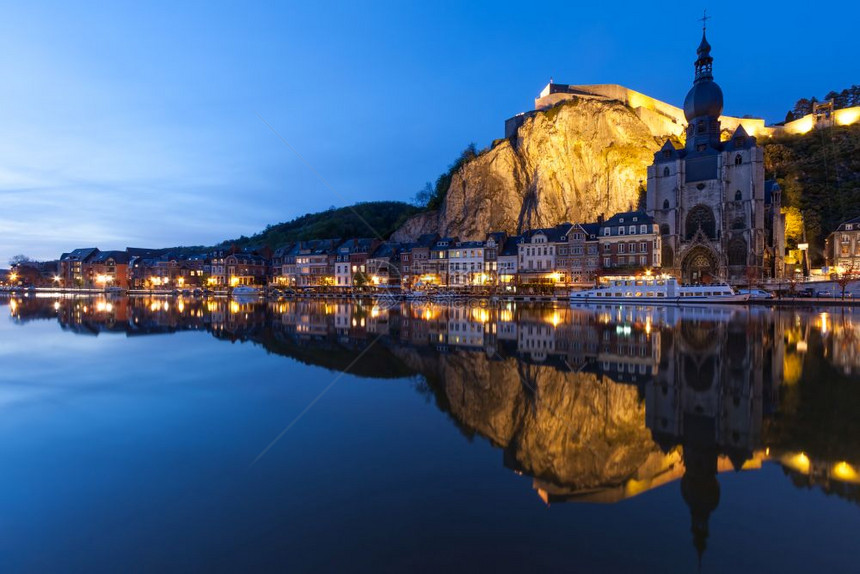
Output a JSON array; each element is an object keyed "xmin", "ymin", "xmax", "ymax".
[{"xmin": 699, "ymin": 9, "xmax": 710, "ymax": 32}]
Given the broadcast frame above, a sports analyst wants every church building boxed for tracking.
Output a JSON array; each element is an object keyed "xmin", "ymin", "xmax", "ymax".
[{"xmin": 645, "ymin": 28, "xmax": 785, "ymax": 284}]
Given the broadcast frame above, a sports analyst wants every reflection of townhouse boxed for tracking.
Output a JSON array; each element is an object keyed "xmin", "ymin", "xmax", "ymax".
[
  {"xmin": 366, "ymin": 303, "xmax": 391, "ymax": 335},
  {"xmin": 223, "ymin": 299, "xmax": 267, "ymax": 337},
  {"xmin": 554, "ymin": 311, "xmax": 601, "ymax": 369},
  {"xmin": 399, "ymin": 303, "xmax": 439, "ymax": 346},
  {"xmin": 496, "ymin": 304, "xmax": 518, "ymax": 341},
  {"xmin": 517, "ymin": 320, "xmax": 558, "ymax": 360},
  {"xmin": 595, "ymin": 323, "xmax": 660, "ymax": 384},
  {"xmin": 445, "ymin": 306, "xmax": 488, "ymax": 348},
  {"xmin": 292, "ymin": 301, "xmax": 332, "ymax": 337},
  {"xmin": 822, "ymin": 312, "xmax": 860, "ymax": 374}
]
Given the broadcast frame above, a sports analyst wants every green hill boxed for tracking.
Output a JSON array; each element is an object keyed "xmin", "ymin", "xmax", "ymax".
[
  {"xmin": 220, "ymin": 201, "xmax": 418, "ymax": 250},
  {"xmin": 763, "ymin": 123, "xmax": 860, "ymax": 264}
]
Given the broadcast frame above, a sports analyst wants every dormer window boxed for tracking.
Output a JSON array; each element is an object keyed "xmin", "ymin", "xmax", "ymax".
[
  {"xmin": 848, "ymin": 224, "xmax": 854, "ymax": 231},
  {"xmin": 633, "ymin": 217, "xmax": 638, "ymax": 222},
  {"xmin": 603, "ymin": 228, "xmax": 610, "ymax": 236},
  {"xmin": 628, "ymin": 225, "xmax": 636, "ymax": 234},
  {"xmin": 640, "ymin": 224, "xmax": 647, "ymax": 233},
  {"xmin": 619, "ymin": 227, "xmax": 625, "ymax": 235},
  {"xmin": 619, "ymin": 218, "xmax": 624, "ymax": 223}
]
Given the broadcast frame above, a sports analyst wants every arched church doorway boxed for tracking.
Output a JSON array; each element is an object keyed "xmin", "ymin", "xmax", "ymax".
[{"xmin": 682, "ymin": 246, "xmax": 718, "ymax": 284}]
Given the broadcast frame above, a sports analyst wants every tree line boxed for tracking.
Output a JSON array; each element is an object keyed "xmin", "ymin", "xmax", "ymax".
[{"xmin": 785, "ymin": 85, "xmax": 860, "ymax": 122}]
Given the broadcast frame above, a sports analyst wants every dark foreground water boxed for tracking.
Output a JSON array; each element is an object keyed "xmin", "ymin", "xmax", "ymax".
[{"xmin": 1, "ymin": 296, "xmax": 859, "ymax": 573}]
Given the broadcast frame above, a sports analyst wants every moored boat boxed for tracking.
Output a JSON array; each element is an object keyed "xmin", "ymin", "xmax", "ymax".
[
  {"xmin": 231, "ymin": 285, "xmax": 262, "ymax": 297},
  {"xmin": 570, "ymin": 275, "xmax": 750, "ymax": 304}
]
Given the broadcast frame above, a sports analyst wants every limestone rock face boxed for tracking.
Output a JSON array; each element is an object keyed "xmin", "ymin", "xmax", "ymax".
[
  {"xmin": 390, "ymin": 211, "xmax": 439, "ymax": 243},
  {"xmin": 396, "ymin": 97, "xmax": 670, "ymax": 241}
]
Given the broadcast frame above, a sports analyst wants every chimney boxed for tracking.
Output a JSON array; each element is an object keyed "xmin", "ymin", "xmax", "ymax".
[{"xmin": 597, "ymin": 214, "xmax": 605, "ymax": 225}]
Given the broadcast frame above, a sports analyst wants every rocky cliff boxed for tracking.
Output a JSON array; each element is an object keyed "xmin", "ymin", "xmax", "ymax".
[{"xmin": 393, "ymin": 97, "xmax": 674, "ymax": 241}]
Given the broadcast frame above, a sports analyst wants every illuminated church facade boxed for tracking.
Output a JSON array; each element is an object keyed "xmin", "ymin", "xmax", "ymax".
[{"xmin": 645, "ymin": 30, "xmax": 785, "ymax": 283}]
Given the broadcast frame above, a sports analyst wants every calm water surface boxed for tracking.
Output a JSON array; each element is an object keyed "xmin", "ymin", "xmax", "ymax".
[{"xmin": 1, "ymin": 296, "xmax": 859, "ymax": 573}]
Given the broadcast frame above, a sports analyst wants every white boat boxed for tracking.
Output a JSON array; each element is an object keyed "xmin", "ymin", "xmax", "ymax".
[
  {"xmin": 231, "ymin": 285, "xmax": 262, "ymax": 297},
  {"xmin": 570, "ymin": 275, "xmax": 750, "ymax": 304}
]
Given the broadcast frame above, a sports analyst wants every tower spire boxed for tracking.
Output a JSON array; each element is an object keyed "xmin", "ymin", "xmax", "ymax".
[{"xmin": 694, "ymin": 13, "xmax": 713, "ymax": 84}]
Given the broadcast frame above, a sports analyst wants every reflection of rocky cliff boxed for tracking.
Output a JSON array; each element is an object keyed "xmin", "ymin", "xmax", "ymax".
[
  {"xmin": 392, "ymin": 346, "xmax": 661, "ymax": 493},
  {"xmin": 6, "ymin": 296, "xmax": 860, "ymax": 517}
]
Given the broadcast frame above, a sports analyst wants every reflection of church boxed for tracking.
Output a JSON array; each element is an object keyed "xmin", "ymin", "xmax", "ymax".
[
  {"xmin": 646, "ymin": 28, "xmax": 785, "ymax": 284},
  {"xmin": 645, "ymin": 314, "xmax": 782, "ymax": 563}
]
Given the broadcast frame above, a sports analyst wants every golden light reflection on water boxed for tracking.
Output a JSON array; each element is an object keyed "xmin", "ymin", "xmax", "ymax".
[{"xmin": 4, "ymin": 297, "xmax": 860, "ymax": 515}]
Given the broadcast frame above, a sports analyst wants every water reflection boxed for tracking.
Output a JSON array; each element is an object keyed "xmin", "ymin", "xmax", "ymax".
[{"xmin": 4, "ymin": 295, "xmax": 860, "ymax": 560}]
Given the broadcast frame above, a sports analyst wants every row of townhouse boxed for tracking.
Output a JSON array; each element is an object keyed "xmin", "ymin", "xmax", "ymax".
[
  {"xmin": 56, "ymin": 247, "xmax": 269, "ymax": 289},
  {"xmin": 48, "ymin": 210, "xmax": 660, "ymax": 290},
  {"xmin": 399, "ymin": 211, "xmax": 660, "ymax": 290}
]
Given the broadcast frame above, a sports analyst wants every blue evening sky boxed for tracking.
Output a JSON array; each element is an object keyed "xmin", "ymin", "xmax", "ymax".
[{"xmin": 0, "ymin": 1, "xmax": 856, "ymax": 263}]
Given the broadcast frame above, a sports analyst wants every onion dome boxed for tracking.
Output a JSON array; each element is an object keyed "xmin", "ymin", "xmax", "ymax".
[
  {"xmin": 684, "ymin": 81, "xmax": 724, "ymax": 121},
  {"xmin": 683, "ymin": 31, "xmax": 724, "ymax": 121}
]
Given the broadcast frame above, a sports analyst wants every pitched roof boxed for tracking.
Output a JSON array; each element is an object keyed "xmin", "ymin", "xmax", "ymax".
[
  {"xmin": 415, "ymin": 233, "xmax": 438, "ymax": 247},
  {"xmin": 836, "ymin": 215, "xmax": 860, "ymax": 231},
  {"xmin": 526, "ymin": 223, "xmax": 573, "ymax": 243},
  {"xmin": 500, "ymin": 236, "xmax": 523, "ymax": 256},
  {"xmin": 580, "ymin": 222, "xmax": 600, "ymax": 237},
  {"xmin": 601, "ymin": 211, "xmax": 654, "ymax": 228},
  {"xmin": 369, "ymin": 242, "xmax": 398, "ymax": 259},
  {"xmin": 61, "ymin": 248, "xmax": 99, "ymax": 262},
  {"xmin": 455, "ymin": 240, "xmax": 486, "ymax": 248},
  {"xmin": 724, "ymin": 124, "xmax": 756, "ymax": 151},
  {"xmin": 92, "ymin": 250, "xmax": 130, "ymax": 264}
]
